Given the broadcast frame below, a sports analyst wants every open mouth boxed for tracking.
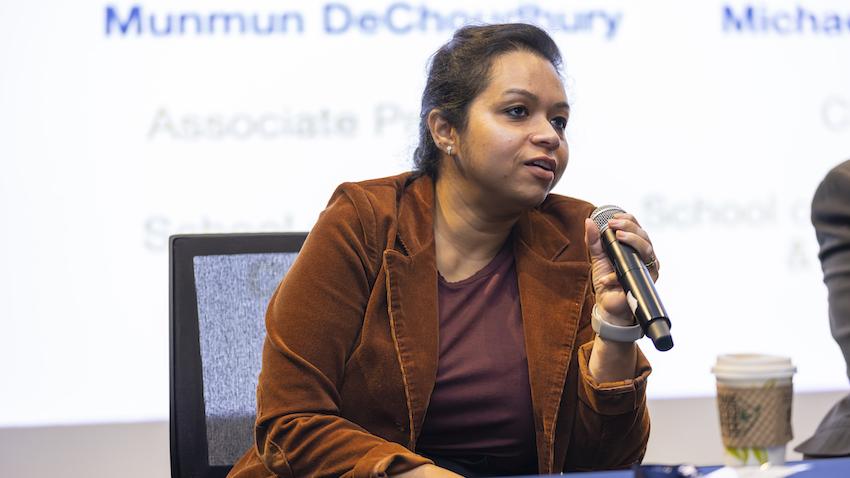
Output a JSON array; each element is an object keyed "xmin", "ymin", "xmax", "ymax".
[{"xmin": 525, "ymin": 158, "xmax": 556, "ymax": 173}]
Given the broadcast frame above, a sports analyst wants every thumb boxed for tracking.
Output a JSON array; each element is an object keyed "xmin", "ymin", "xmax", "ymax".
[{"xmin": 584, "ymin": 218, "xmax": 606, "ymax": 263}]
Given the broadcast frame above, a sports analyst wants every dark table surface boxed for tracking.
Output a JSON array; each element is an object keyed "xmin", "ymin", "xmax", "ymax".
[{"xmin": 508, "ymin": 456, "xmax": 850, "ymax": 478}]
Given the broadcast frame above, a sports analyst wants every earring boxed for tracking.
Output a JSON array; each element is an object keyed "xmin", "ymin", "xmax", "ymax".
[{"xmin": 446, "ymin": 145, "xmax": 453, "ymax": 156}]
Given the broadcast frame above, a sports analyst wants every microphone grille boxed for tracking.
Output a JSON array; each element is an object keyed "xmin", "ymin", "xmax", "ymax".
[{"xmin": 590, "ymin": 205, "xmax": 626, "ymax": 233}]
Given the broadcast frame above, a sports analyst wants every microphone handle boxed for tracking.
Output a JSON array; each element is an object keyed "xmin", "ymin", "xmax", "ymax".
[{"xmin": 600, "ymin": 228, "xmax": 673, "ymax": 351}]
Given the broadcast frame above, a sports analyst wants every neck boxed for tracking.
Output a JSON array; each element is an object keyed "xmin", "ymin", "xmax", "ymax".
[{"xmin": 433, "ymin": 175, "xmax": 519, "ymax": 282}]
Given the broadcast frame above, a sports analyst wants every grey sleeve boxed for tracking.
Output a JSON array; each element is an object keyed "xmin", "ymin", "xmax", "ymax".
[{"xmin": 812, "ymin": 159, "xmax": 850, "ymax": 381}]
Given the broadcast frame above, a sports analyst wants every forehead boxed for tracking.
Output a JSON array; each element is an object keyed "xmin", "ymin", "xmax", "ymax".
[{"xmin": 481, "ymin": 50, "xmax": 566, "ymax": 101}]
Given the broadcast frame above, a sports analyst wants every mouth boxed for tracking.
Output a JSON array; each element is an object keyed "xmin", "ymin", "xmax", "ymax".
[{"xmin": 524, "ymin": 157, "xmax": 557, "ymax": 173}]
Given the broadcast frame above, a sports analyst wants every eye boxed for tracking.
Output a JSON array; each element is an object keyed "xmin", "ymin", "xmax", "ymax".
[
  {"xmin": 505, "ymin": 105, "xmax": 529, "ymax": 118},
  {"xmin": 550, "ymin": 116, "xmax": 568, "ymax": 131}
]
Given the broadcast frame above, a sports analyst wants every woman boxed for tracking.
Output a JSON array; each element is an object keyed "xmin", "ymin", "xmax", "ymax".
[{"xmin": 229, "ymin": 23, "xmax": 656, "ymax": 478}]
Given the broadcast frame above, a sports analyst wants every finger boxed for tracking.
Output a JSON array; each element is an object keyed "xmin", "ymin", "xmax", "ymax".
[
  {"xmin": 608, "ymin": 217, "xmax": 651, "ymax": 243},
  {"xmin": 585, "ymin": 218, "xmax": 616, "ymax": 281},
  {"xmin": 614, "ymin": 229, "xmax": 654, "ymax": 260},
  {"xmin": 609, "ymin": 219, "xmax": 655, "ymax": 261},
  {"xmin": 614, "ymin": 229, "xmax": 660, "ymax": 280},
  {"xmin": 597, "ymin": 271, "xmax": 621, "ymax": 289},
  {"xmin": 612, "ymin": 212, "xmax": 641, "ymax": 228},
  {"xmin": 584, "ymin": 218, "xmax": 605, "ymax": 261}
]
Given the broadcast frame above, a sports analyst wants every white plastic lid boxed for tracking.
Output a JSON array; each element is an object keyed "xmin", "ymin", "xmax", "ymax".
[{"xmin": 711, "ymin": 353, "xmax": 796, "ymax": 380}]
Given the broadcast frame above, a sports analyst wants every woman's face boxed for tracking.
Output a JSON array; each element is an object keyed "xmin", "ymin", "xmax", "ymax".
[{"xmin": 450, "ymin": 50, "xmax": 569, "ymax": 213}]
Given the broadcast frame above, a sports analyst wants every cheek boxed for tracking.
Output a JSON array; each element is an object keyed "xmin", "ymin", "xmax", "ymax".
[
  {"xmin": 497, "ymin": 128, "xmax": 527, "ymax": 155},
  {"xmin": 471, "ymin": 126, "xmax": 518, "ymax": 161},
  {"xmin": 498, "ymin": 135, "xmax": 522, "ymax": 155},
  {"xmin": 556, "ymin": 143, "xmax": 569, "ymax": 176}
]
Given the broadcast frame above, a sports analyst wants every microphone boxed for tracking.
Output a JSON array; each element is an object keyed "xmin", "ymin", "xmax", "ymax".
[{"xmin": 590, "ymin": 205, "xmax": 673, "ymax": 351}]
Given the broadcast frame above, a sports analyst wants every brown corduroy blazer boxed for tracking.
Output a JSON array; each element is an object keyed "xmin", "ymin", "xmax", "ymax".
[{"xmin": 228, "ymin": 172, "xmax": 651, "ymax": 478}]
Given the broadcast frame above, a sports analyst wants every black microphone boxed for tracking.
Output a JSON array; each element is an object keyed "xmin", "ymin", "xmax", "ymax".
[{"xmin": 590, "ymin": 205, "xmax": 673, "ymax": 351}]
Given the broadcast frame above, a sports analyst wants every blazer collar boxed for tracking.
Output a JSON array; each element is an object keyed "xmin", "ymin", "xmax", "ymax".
[
  {"xmin": 396, "ymin": 173, "xmax": 436, "ymax": 257},
  {"xmin": 515, "ymin": 206, "xmax": 572, "ymax": 262},
  {"xmin": 397, "ymin": 173, "xmax": 572, "ymax": 261}
]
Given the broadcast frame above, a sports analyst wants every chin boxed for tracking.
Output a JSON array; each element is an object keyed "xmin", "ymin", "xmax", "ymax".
[
  {"xmin": 530, "ymin": 192, "xmax": 550, "ymax": 208},
  {"xmin": 513, "ymin": 188, "xmax": 550, "ymax": 210}
]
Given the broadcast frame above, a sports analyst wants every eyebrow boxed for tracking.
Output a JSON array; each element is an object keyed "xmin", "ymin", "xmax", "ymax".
[{"xmin": 503, "ymin": 88, "xmax": 570, "ymax": 111}]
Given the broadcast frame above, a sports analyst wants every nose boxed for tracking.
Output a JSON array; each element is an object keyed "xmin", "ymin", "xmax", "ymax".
[{"xmin": 530, "ymin": 116, "xmax": 560, "ymax": 151}]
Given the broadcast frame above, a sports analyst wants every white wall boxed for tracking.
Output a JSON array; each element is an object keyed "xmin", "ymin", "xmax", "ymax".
[
  {"xmin": 2, "ymin": 2, "xmax": 849, "ymax": 474},
  {"xmin": 3, "ymin": 0, "xmax": 850, "ymax": 428}
]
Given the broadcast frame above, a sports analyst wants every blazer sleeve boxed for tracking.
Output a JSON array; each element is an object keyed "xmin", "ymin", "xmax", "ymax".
[
  {"xmin": 570, "ymin": 340, "xmax": 652, "ymax": 469},
  {"xmin": 565, "ymin": 263, "xmax": 651, "ymax": 470},
  {"xmin": 812, "ymin": 160, "xmax": 850, "ymax": 380},
  {"xmin": 249, "ymin": 185, "xmax": 431, "ymax": 478}
]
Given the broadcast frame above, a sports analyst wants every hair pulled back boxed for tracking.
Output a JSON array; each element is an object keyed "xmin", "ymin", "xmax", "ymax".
[{"xmin": 412, "ymin": 23, "xmax": 563, "ymax": 178}]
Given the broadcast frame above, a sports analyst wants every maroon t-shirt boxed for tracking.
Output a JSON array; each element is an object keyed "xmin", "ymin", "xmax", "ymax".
[{"xmin": 416, "ymin": 240, "xmax": 537, "ymax": 474}]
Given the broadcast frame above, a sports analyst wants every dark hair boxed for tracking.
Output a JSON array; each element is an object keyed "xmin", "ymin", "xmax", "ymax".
[{"xmin": 412, "ymin": 23, "xmax": 563, "ymax": 178}]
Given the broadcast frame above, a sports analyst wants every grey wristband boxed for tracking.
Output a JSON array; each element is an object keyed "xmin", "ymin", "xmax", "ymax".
[{"xmin": 591, "ymin": 304, "xmax": 644, "ymax": 342}]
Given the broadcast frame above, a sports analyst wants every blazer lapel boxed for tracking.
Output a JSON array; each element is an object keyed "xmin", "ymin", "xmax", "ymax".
[
  {"xmin": 384, "ymin": 247, "xmax": 439, "ymax": 447},
  {"xmin": 383, "ymin": 175, "xmax": 439, "ymax": 448},
  {"xmin": 514, "ymin": 210, "xmax": 592, "ymax": 472}
]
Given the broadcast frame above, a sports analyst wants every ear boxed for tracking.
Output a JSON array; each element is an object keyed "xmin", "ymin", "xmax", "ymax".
[{"xmin": 426, "ymin": 109, "xmax": 456, "ymax": 154}]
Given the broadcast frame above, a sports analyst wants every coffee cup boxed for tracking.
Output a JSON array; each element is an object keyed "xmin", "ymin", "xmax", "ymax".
[{"xmin": 711, "ymin": 354, "xmax": 796, "ymax": 466}]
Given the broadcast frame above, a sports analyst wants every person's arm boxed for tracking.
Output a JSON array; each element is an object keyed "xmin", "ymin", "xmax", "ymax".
[
  {"xmin": 559, "ymin": 284, "xmax": 651, "ymax": 471},
  {"xmin": 583, "ymin": 213, "xmax": 658, "ymax": 383},
  {"xmin": 794, "ymin": 161, "xmax": 850, "ymax": 457},
  {"xmin": 249, "ymin": 184, "xmax": 432, "ymax": 478},
  {"xmin": 560, "ymin": 214, "xmax": 655, "ymax": 471},
  {"xmin": 812, "ymin": 161, "xmax": 850, "ymax": 379}
]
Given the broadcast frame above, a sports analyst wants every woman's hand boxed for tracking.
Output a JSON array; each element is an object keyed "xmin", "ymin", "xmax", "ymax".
[
  {"xmin": 392, "ymin": 464, "xmax": 465, "ymax": 478},
  {"xmin": 584, "ymin": 212, "xmax": 659, "ymax": 325},
  {"xmin": 584, "ymin": 212, "xmax": 659, "ymax": 383}
]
